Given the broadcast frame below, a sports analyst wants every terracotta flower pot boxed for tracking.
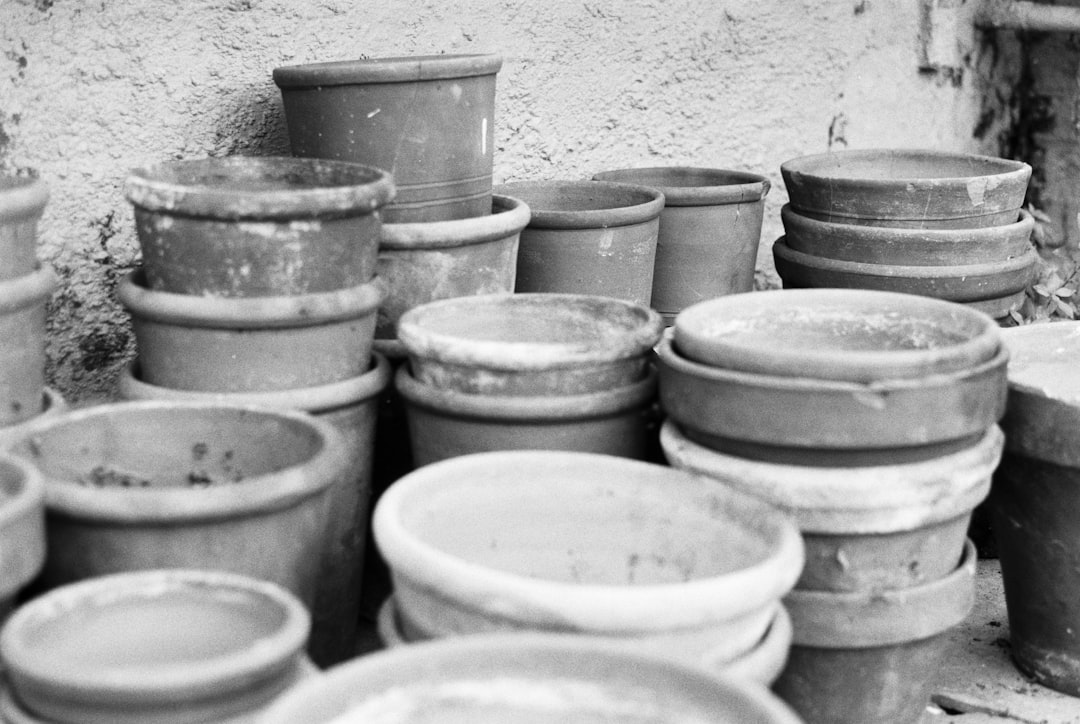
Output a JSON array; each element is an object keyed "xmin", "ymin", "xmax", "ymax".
[
  {"xmin": 662, "ymin": 420, "xmax": 1000, "ymax": 591},
  {"xmin": 0, "ymin": 176, "xmax": 47, "ymax": 282},
  {"xmin": 0, "ymin": 569, "xmax": 312, "ymax": 724},
  {"xmin": 376, "ymin": 194, "xmax": 530, "ymax": 340},
  {"xmin": 0, "ymin": 456, "xmax": 44, "ymax": 620},
  {"xmin": 397, "ymin": 292, "xmax": 663, "ymax": 396},
  {"xmin": 125, "ymin": 156, "xmax": 394, "ymax": 297},
  {"xmin": 0, "ymin": 266, "xmax": 55, "ymax": 426},
  {"xmin": 260, "ymin": 634, "xmax": 803, "ymax": 724},
  {"xmin": 497, "ymin": 180, "xmax": 664, "ymax": 306},
  {"xmin": 592, "ymin": 166, "xmax": 770, "ymax": 323},
  {"xmin": 118, "ymin": 269, "xmax": 384, "ymax": 392},
  {"xmin": 0, "ymin": 388, "xmax": 66, "ymax": 449},
  {"xmin": 372, "ymin": 450, "xmax": 803, "ymax": 667},
  {"xmin": 274, "ymin": 54, "xmax": 502, "ymax": 224},
  {"xmin": 781, "ymin": 149, "xmax": 1031, "ymax": 228},
  {"xmin": 773, "ymin": 540, "xmax": 976, "ymax": 724},
  {"xmin": 3, "ymin": 401, "xmax": 349, "ymax": 609}
]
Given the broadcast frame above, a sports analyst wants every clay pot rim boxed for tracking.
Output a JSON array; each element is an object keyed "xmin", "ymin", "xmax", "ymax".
[
  {"xmin": 494, "ymin": 180, "xmax": 665, "ymax": 229},
  {"xmin": 124, "ymin": 156, "xmax": 396, "ymax": 221},
  {"xmin": 1000, "ymin": 321, "xmax": 1080, "ymax": 403},
  {"xmin": 673, "ymin": 288, "xmax": 1002, "ymax": 384},
  {"xmin": 0, "ymin": 569, "xmax": 310, "ymax": 705},
  {"xmin": 785, "ymin": 539, "xmax": 976, "ymax": 648},
  {"xmin": 0, "ymin": 176, "xmax": 48, "ymax": 221},
  {"xmin": 782, "ymin": 148, "xmax": 1029, "ymax": 184},
  {"xmin": 0, "ymin": 265, "xmax": 56, "ymax": 315},
  {"xmin": 6, "ymin": 400, "xmax": 348, "ymax": 522},
  {"xmin": 118, "ymin": 269, "xmax": 386, "ymax": 329},
  {"xmin": 782, "ymin": 204, "xmax": 1035, "ymax": 243},
  {"xmin": 397, "ymin": 293, "xmax": 663, "ymax": 371},
  {"xmin": 373, "ymin": 450, "xmax": 804, "ymax": 632},
  {"xmin": 592, "ymin": 166, "xmax": 771, "ymax": 206},
  {"xmin": 272, "ymin": 53, "xmax": 503, "ymax": 87},
  {"xmin": 379, "ymin": 194, "xmax": 531, "ymax": 250}
]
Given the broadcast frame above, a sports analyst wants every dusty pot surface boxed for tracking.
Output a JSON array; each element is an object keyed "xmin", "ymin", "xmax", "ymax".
[
  {"xmin": 0, "ymin": 456, "xmax": 44, "ymax": 614},
  {"xmin": 781, "ymin": 149, "xmax": 1031, "ymax": 228},
  {"xmin": 498, "ymin": 180, "xmax": 664, "ymax": 306},
  {"xmin": 674, "ymin": 288, "xmax": 1001, "ymax": 383},
  {"xmin": 0, "ymin": 177, "xmax": 47, "ymax": 281},
  {"xmin": 125, "ymin": 156, "xmax": 394, "ymax": 297},
  {"xmin": 376, "ymin": 194, "xmax": 529, "ymax": 339},
  {"xmin": 373, "ymin": 450, "xmax": 803, "ymax": 667},
  {"xmin": 0, "ymin": 266, "xmax": 56, "ymax": 426},
  {"xmin": 274, "ymin": 54, "xmax": 501, "ymax": 223},
  {"xmin": 398, "ymin": 292, "xmax": 662, "ymax": 395},
  {"xmin": 0, "ymin": 569, "xmax": 310, "ymax": 724},
  {"xmin": 119, "ymin": 269, "xmax": 384, "ymax": 392}
]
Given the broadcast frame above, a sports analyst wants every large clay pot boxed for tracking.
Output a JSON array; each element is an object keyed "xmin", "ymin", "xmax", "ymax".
[
  {"xmin": 781, "ymin": 149, "xmax": 1031, "ymax": 228},
  {"xmin": 773, "ymin": 540, "xmax": 976, "ymax": 724},
  {"xmin": 0, "ymin": 456, "xmax": 44, "ymax": 620},
  {"xmin": 0, "ymin": 266, "xmax": 55, "ymax": 426},
  {"xmin": 0, "ymin": 569, "xmax": 312, "ymax": 724},
  {"xmin": 3, "ymin": 401, "xmax": 349, "ymax": 610},
  {"xmin": 260, "ymin": 634, "xmax": 804, "ymax": 724},
  {"xmin": 274, "ymin": 54, "xmax": 502, "ymax": 224},
  {"xmin": 118, "ymin": 269, "xmax": 384, "ymax": 392},
  {"xmin": 125, "ymin": 156, "xmax": 394, "ymax": 297},
  {"xmin": 0, "ymin": 388, "xmax": 65, "ymax": 448},
  {"xmin": 592, "ymin": 166, "xmax": 770, "ymax": 323},
  {"xmin": 0, "ymin": 177, "xmax": 47, "ymax": 281},
  {"xmin": 372, "ymin": 450, "xmax": 804, "ymax": 668},
  {"xmin": 497, "ymin": 180, "xmax": 664, "ymax": 306},
  {"xmin": 376, "ymin": 194, "xmax": 529, "ymax": 340}
]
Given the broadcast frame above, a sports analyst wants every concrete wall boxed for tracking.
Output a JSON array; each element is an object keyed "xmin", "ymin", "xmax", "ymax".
[{"xmin": 1, "ymin": 0, "xmax": 1012, "ymax": 401}]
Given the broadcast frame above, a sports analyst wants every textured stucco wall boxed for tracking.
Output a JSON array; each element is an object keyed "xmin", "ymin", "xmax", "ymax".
[{"xmin": 0, "ymin": 0, "xmax": 1006, "ymax": 401}]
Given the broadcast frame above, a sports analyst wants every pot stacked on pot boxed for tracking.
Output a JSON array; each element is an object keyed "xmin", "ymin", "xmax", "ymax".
[
  {"xmin": 775, "ymin": 149, "xmax": 1036, "ymax": 324},
  {"xmin": 656, "ymin": 288, "xmax": 1008, "ymax": 724}
]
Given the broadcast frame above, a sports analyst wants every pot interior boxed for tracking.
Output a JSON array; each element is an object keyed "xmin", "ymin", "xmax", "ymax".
[
  {"xmin": 502, "ymin": 182, "xmax": 658, "ymax": 213},
  {"xmin": 133, "ymin": 157, "xmax": 386, "ymax": 194}
]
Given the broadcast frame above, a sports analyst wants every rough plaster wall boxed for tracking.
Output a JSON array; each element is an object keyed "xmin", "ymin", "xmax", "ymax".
[{"xmin": 0, "ymin": 0, "xmax": 998, "ymax": 402}]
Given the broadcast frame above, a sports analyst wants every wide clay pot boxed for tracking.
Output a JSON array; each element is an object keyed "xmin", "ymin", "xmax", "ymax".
[
  {"xmin": 498, "ymin": 180, "xmax": 664, "ymax": 306},
  {"xmin": 0, "ymin": 569, "xmax": 313, "ymax": 724},
  {"xmin": 773, "ymin": 540, "xmax": 976, "ymax": 724},
  {"xmin": 3, "ymin": 401, "xmax": 349, "ymax": 610},
  {"xmin": 118, "ymin": 269, "xmax": 384, "ymax": 392},
  {"xmin": 396, "ymin": 364, "xmax": 660, "ymax": 465},
  {"xmin": 274, "ymin": 54, "xmax": 502, "ymax": 224},
  {"xmin": 372, "ymin": 450, "xmax": 803, "ymax": 667},
  {"xmin": 781, "ymin": 148, "xmax": 1031, "ymax": 228},
  {"xmin": 261, "ymin": 634, "xmax": 803, "ymax": 724},
  {"xmin": 592, "ymin": 166, "xmax": 770, "ymax": 323},
  {"xmin": 118, "ymin": 354, "xmax": 391, "ymax": 668},
  {"xmin": 0, "ymin": 266, "xmax": 55, "ymax": 426},
  {"xmin": 990, "ymin": 321, "xmax": 1080, "ymax": 696},
  {"xmin": 0, "ymin": 176, "xmax": 47, "ymax": 281},
  {"xmin": 0, "ymin": 456, "xmax": 44, "ymax": 620},
  {"xmin": 662, "ymin": 420, "xmax": 1000, "ymax": 591},
  {"xmin": 125, "ymin": 156, "xmax": 394, "ymax": 297},
  {"xmin": 376, "ymin": 194, "xmax": 530, "ymax": 340},
  {"xmin": 782, "ymin": 204, "xmax": 1035, "ymax": 266},
  {"xmin": 397, "ymin": 292, "xmax": 663, "ymax": 395}
]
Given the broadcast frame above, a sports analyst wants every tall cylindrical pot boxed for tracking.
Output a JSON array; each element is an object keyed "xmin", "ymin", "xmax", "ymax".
[
  {"xmin": 0, "ymin": 266, "xmax": 54, "ymax": 426},
  {"xmin": 0, "ymin": 177, "xmax": 47, "ymax": 281}
]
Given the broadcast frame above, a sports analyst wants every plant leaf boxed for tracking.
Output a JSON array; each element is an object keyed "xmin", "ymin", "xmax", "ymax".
[
  {"xmin": 1054, "ymin": 297, "xmax": 1076, "ymax": 319},
  {"xmin": 1033, "ymin": 284, "xmax": 1052, "ymax": 298}
]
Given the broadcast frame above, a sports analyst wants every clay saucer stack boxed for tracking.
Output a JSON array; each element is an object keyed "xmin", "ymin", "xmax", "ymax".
[{"xmin": 776, "ymin": 149, "xmax": 1036, "ymax": 322}]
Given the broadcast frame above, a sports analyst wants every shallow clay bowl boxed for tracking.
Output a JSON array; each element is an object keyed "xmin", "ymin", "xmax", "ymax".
[
  {"xmin": 674, "ymin": 288, "xmax": 1001, "ymax": 384},
  {"xmin": 781, "ymin": 149, "xmax": 1031, "ymax": 229}
]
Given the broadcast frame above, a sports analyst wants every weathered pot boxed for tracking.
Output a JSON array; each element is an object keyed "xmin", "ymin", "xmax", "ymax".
[
  {"xmin": 0, "ymin": 266, "xmax": 55, "ymax": 426},
  {"xmin": 990, "ymin": 321, "xmax": 1080, "ymax": 695},
  {"xmin": 0, "ymin": 176, "xmax": 47, "ymax": 281},
  {"xmin": 397, "ymin": 292, "xmax": 663, "ymax": 395},
  {"xmin": 372, "ymin": 450, "xmax": 803, "ymax": 667},
  {"xmin": 0, "ymin": 569, "xmax": 312, "ymax": 724},
  {"xmin": 125, "ymin": 156, "xmax": 394, "ymax": 297},
  {"xmin": 497, "ymin": 180, "xmax": 664, "ymax": 306},
  {"xmin": 261, "ymin": 634, "xmax": 804, "ymax": 724},
  {"xmin": 118, "ymin": 269, "xmax": 384, "ymax": 392},
  {"xmin": 0, "ymin": 456, "xmax": 44, "ymax": 620},
  {"xmin": 274, "ymin": 54, "xmax": 502, "ymax": 223},
  {"xmin": 117, "ymin": 354, "xmax": 391, "ymax": 668},
  {"xmin": 773, "ymin": 540, "xmax": 976, "ymax": 724},
  {"xmin": 592, "ymin": 167, "xmax": 770, "ymax": 323},
  {"xmin": 0, "ymin": 388, "xmax": 66, "ymax": 448},
  {"xmin": 662, "ymin": 420, "xmax": 1000, "ymax": 591},
  {"xmin": 3, "ymin": 401, "xmax": 349, "ymax": 609},
  {"xmin": 673, "ymin": 288, "xmax": 1001, "ymax": 383},
  {"xmin": 781, "ymin": 149, "xmax": 1031, "ymax": 228},
  {"xmin": 782, "ymin": 204, "xmax": 1035, "ymax": 266},
  {"xmin": 655, "ymin": 330, "xmax": 1007, "ymax": 465},
  {"xmin": 376, "ymin": 194, "xmax": 529, "ymax": 340},
  {"xmin": 396, "ymin": 364, "xmax": 660, "ymax": 465}
]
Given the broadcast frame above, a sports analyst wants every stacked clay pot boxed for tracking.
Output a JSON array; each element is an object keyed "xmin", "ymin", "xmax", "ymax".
[
  {"xmin": 657, "ymin": 288, "xmax": 1007, "ymax": 723},
  {"xmin": 776, "ymin": 149, "xmax": 1036, "ymax": 322}
]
